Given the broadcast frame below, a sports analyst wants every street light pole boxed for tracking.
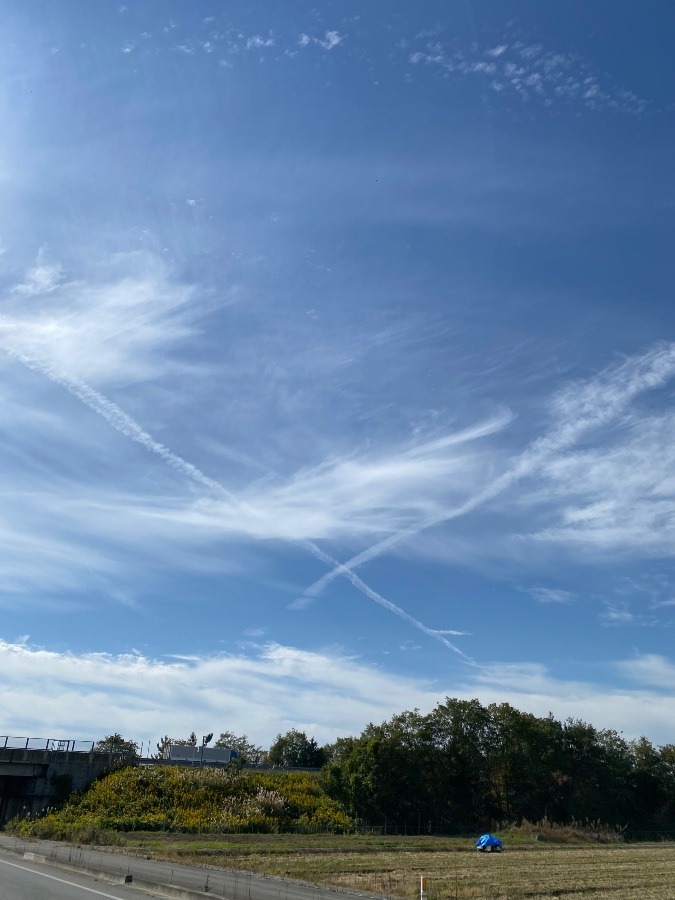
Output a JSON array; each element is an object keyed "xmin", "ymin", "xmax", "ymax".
[{"xmin": 201, "ymin": 733, "xmax": 213, "ymax": 766}]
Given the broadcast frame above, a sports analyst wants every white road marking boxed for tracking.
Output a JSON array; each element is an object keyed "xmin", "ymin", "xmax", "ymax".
[{"xmin": 0, "ymin": 856, "xmax": 128, "ymax": 898}]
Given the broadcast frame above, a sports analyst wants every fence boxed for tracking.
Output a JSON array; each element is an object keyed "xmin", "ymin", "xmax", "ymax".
[{"xmin": 0, "ymin": 735, "xmax": 96, "ymax": 753}]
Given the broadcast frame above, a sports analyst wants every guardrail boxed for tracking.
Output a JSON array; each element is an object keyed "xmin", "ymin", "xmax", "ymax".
[{"xmin": 0, "ymin": 736, "xmax": 95, "ymax": 753}]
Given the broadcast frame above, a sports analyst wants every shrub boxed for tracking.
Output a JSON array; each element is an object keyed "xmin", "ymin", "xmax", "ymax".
[
  {"xmin": 506, "ymin": 817, "xmax": 626, "ymax": 843},
  {"xmin": 15, "ymin": 766, "xmax": 355, "ymax": 836}
]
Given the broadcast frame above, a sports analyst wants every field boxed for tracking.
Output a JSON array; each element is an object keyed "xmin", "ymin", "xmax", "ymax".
[{"xmin": 119, "ymin": 833, "xmax": 675, "ymax": 899}]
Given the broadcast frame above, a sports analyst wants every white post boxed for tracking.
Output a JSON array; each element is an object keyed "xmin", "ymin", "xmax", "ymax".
[{"xmin": 420, "ymin": 876, "xmax": 428, "ymax": 900}]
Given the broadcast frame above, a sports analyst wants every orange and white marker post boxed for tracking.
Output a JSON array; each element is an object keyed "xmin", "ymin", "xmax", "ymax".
[{"xmin": 420, "ymin": 876, "xmax": 428, "ymax": 900}]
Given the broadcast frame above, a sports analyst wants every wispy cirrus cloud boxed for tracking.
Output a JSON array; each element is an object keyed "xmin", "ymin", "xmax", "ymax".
[
  {"xmin": 3, "ymin": 253, "xmax": 675, "ymax": 655},
  {"xmin": 601, "ymin": 600, "xmax": 635, "ymax": 627},
  {"xmin": 11, "ymin": 255, "xmax": 63, "ymax": 296},
  {"xmin": 3, "ymin": 310, "xmax": 675, "ymax": 654},
  {"xmin": 0, "ymin": 509, "xmax": 119, "ymax": 600},
  {"xmin": 0, "ymin": 252, "xmax": 199, "ymax": 386},
  {"xmin": 118, "ymin": 18, "xmax": 346, "ymax": 61},
  {"xmin": 528, "ymin": 411, "xmax": 675, "ymax": 557},
  {"xmin": 300, "ymin": 344, "xmax": 675, "ymax": 605},
  {"xmin": 0, "ymin": 251, "xmax": 506, "ymax": 651},
  {"xmin": 528, "ymin": 587, "xmax": 574, "ymax": 605}
]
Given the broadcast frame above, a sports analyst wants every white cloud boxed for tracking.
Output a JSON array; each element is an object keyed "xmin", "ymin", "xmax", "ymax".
[
  {"xmin": 11, "ymin": 257, "xmax": 63, "ymax": 296},
  {"xmin": 467, "ymin": 657, "xmax": 675, "ymax": 744},
  {"xmin": 320, "ymin": 31, "xmax": 343, "ymax": 50},
  {"xmin": 0, "ymin": 639, "xmax": 441, "ymax": 746},
  {"xmin": 217, "ymin": 410, "xmax": 512, "ymax": 540},
  {"xmin": 530, "ymin": 410, "xmax": 675, "ymax": 557},
  {"xmin": 1, "ymin": 252, "xmax": 199, "ymax": 385},
  {"xmin": 2, "ymin": 639, "xmax": 674, "ymax": 747},
  {"xmin": 3, "ymin": 319, "xmax": 675, "ymax": 661},
  {"xmin": 246, "ymin": 34, "xmax": 274, "ymax": 50},
  {"xmin": 616, "ymin": 653, "xmax": 675, "ymax": 689},
  {"xmin": 528, "ymin": 587, "xmax": 574, "ymax": 604},
  {"xmin": 0, "ymin": 509, "xmax": 119, "ymax": 599},
  {"xmin": 409, "ymin": 37, "xmax": 648, "ymax": 113},
  {"xmin": 600, "ymin": 600, "xmax": 634, "ymax": 626},
  {"xmin": 298, "ymin": 31, "xmax": 344, "ymax": 51},
  {"xmin": 468, "ymin": 664, "xmax": 675, "ymax": 745},
  {"xmin": 301, "ymin": 343, "xmax": 675, "ymax": 605},
  {"xmin": 115, "ymin": 17, "xmax": 644, "ymax": 117}
]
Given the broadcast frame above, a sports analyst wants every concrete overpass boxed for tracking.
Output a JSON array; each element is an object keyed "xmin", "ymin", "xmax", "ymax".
[{"xmin": 0, "ymin": 736, "xmax": 125, "ymax": 826}]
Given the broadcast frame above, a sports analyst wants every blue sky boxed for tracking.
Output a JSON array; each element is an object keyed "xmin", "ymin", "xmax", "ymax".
[{"xmin": 1, "ymin": 0, "xmax": 675, "ymax": 751}]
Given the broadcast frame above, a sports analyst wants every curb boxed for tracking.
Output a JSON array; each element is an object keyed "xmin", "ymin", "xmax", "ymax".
[{"xmin": 1, "ymin": 845, "xmax": 214, "ymax": 900}]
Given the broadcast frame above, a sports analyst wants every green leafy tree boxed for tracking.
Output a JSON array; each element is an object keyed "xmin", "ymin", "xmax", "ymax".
[
  {"xmin": 629, "ymin": 736, "xmax": 670, "ymax": 828},
  {"xmin": 486, "ymin": 704, "xmax": 567, "ymax": 823},
  {"xmin": 214, "ymin": 732, "xmax": 264, "ymax": 765},
  {"xmin": 268, "ymin": 729, "xmax": 327, "ymax": 768},
  {"xmin": 95, "ymin": 733, "xmax": 139, "ymax": 761},
  {"xmin": 424, "ymin": 699, "xmax": 497, "ymax": 831},
  {"xmin": 323, "ymin": 699, "xmax": 648, "ymax": 833}
]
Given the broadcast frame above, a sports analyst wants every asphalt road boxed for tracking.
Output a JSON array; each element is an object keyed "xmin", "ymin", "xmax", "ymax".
[
  {"xmin": 0, "ymin": 854, "xmax": 149, "ymax": 899},
  {"xmin": 0, "ymin": 835, "xmax": 377, "ymax": 900}
]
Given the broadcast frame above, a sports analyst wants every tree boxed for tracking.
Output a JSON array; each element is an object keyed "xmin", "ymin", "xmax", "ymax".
[
  {"xmin": 268, "ymin": 729, "xmax": 327, "ymax": 768},
  {"xmin": 154, "ymin": 735, "xmax": 174, "ymax": 759},
  {"xmin": 486, "ymin": 704, "xmax": 567, "ymax": 823},
  {"xmin": 153, "ymin": 733, "xmax": 200, "ymax": 759},
  {"xmin": 423, "ymin": 699, "xmax": 498, "ymax": 831},
  {"xmin": 322, "ymin": 698, "xmax": 675, "ymax": 834},
  {"xmin": 95, "ymin": 733, "xmax": 139, "ymax": 761},
  {"xmin": 213, "ymin": 732, "xmax": 264, "ymax": 765}
]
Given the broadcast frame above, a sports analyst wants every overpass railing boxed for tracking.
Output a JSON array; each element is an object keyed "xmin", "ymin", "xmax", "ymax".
[{"xmin": 0, "ymin": 736, "xmax": 95, "ymax": 753}]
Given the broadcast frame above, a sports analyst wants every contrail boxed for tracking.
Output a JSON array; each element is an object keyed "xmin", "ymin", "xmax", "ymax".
[
  {"xmin": 4, "ymin": 346, "xmax": 242, "ymax": 505},
  {"xmin": 301, "ymin": 342, "xmax": 675, "ymax": 602},
  {"xmin": 306, "ymin": 542, "xmax": 473, "ymax": 659},
  {"xmin": 10, "ymin": 336, "xmax": 671, "ymax": 661},
  {"xmin": 3, "ymin": 343, "xmax": 467, "ymax": 655}
]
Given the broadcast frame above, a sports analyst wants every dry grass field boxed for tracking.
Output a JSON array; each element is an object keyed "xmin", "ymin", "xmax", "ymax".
[{"xmin": 122, "ymin": 833, "xmax": 675, "ymax": 899}]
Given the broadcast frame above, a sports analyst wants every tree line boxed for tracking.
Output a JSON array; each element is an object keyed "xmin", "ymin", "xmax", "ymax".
[
  {"xmin": 322, "ymin": 699, "xmax": 675, "ymax": 834},
  {"xmin": 95, "ymin": 698, "xmax": 675, "ymax": 834}
]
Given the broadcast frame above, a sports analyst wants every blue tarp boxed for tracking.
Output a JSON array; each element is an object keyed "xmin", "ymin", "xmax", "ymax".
[{"xmin": 475, "ymin": 833, "xmax": 503, "ymax": 851}]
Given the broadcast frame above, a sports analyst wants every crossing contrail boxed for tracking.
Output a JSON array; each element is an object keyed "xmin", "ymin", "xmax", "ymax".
[
  {"xmin": 306, "ymin": 541, "xmax": 473, "ymax": 659},
  {"xmin": 8, "ymin": 335, "xmax": 673, "ymax": 660},
  {"xmin": 2, "ymin": 342, "xmax": 467, "ymax": 655}
]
